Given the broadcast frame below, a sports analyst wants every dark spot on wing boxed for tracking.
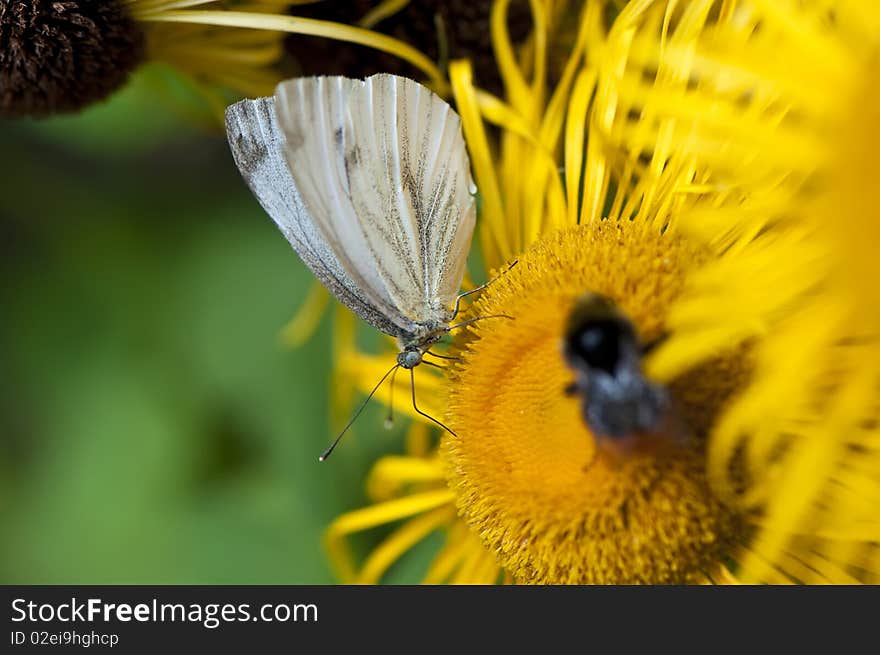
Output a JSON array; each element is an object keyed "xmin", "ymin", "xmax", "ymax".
[
  {"xmin": 346, "ymin": 145, "xmax": 360, "ymax": 167},
  {"xmin": 235, "ymin": 132, "xmax": 268, "ymax": 169},
  {"xmin": 334, "ymin": 127, "xmax": 344, "ymax": 146}
]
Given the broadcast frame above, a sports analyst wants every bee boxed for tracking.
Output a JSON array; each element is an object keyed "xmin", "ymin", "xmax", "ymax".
[{"xmin": 562, "ymin": 293, "xmax": 670, "ymax": 439}]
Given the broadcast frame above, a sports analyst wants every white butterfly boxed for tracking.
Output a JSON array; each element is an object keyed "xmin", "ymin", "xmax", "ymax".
[{"xmin": 225, "ymin": 74, "xmax": 481, "ymax": 459}]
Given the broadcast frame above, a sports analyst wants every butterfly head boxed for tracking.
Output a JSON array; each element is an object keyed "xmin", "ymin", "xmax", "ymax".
[{"xmin": 397, "ymin": 347, "xmax": 424, "ymax": 370}]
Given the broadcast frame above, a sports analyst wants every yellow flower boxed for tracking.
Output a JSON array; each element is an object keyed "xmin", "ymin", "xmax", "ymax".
[
  {"xmin": 592, "ymin": 0, "xmax": 880, "ymax": 583},
  {"xmin": 445, "ymin": 221, "xmax": 750, "ymax": 584},
  {"xmin": 1, "ymin": 0, "xmax": 442, "ymax": 119},
  {"xmin": 324, "ymin": 1, "xmax": 756, "ymax": 584}
]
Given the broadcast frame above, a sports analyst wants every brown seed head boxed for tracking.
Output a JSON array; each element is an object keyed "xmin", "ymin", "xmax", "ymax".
[{"xmin": 0, "ymin": 0, "xmax": 145, "ymax": 117}]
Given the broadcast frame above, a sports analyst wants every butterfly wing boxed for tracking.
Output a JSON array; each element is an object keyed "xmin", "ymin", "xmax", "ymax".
[
  {"xmin": 274, "ymin": 74, "xmax": 476, "ymax": 327},
  {"xmin": 225, "ymin": 95, "xmax": 405, "ymax": 337}
]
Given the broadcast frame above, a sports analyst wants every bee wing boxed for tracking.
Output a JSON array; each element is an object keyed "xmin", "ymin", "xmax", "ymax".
[
  {"xmin": 225, "ymin": 95, "xmax": 406, "ymax": 337},
  {"xmin": 274, "ymin": 74, "xmax": 476, "ymax": 325}
]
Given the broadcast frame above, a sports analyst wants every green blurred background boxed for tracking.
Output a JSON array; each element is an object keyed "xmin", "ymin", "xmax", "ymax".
[{"xmin": 0, "ymin": 66, "xmax": 436, "ymax": 584}]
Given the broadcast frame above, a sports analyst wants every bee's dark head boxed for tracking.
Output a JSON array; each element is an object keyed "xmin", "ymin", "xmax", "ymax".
[{"xmin": 563, "ymin": 294, "xmax": 637, "ymax": 375}]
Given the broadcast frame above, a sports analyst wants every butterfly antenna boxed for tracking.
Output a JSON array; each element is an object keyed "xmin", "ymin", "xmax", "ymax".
[
  {"xmin": 384, "ymin": 365, "xmax": 400, "ymax": 429},
  {"xmin": 409, "ymin": 368, "xmax": 457, "ymax": 437},
  {"xmin": 319, "ymin": 363, "xmax": 400, "ymax": 462}
]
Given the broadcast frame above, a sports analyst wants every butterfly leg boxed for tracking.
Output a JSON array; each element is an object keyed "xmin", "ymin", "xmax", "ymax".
[
  {"xmin": 448, "ymin": 314, "xmax": 515, "ymax": 331},
  {"xmin": 424, "ymin": 350, "xmax": 461, "ymax": 362},
  {"xmin": 410, "ymin": 368, "xmax": 457, "ymax": 437},
  {"xmin": 450, "ymin": 260, "xmax": 519, "ymax": 320}
]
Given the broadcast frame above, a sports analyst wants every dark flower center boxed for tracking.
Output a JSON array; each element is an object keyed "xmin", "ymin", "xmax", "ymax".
[
  {"xmin": 286, "ymin": 0, "xmax": 533, "ymax": 96},
  {"xmin": 0, "ymin": 0, "xmax": 145, "ymax": 117}
]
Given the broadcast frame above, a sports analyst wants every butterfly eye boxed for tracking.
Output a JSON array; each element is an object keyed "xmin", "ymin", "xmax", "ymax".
[{"xmin": 568, "ymin": 318, "xmax": 625, "ymax": 375}]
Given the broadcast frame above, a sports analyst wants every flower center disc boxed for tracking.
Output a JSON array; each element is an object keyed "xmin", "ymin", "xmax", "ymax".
[
  {"xmin": 0, "ymin": 0, "xmax": 144, "ymax": 117},
  {"xmin": 445, "ymin": 222, "xmax": 740, "ymax": 584}
]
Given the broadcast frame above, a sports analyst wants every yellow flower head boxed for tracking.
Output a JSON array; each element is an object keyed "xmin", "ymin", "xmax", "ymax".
[
  {"xmin": 596, "ymin": 0, "xmax": 880, "ymax": 582},
  {"xmin": 445, "ymin": 222, "xmax": 743, "ymax": 583},
  {"xmin": 294, "ymin": 0, "xmax": 878, "ymax": 585},
  {"xmin": 324, "ymin": 1, "xmax": 756, "ymax": 585}
]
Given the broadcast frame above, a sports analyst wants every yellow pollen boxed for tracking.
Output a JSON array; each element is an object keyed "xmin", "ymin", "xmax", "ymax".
[{"xmin": 445, "ymin": 221, "xmax": 743, "ymax": 584}]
